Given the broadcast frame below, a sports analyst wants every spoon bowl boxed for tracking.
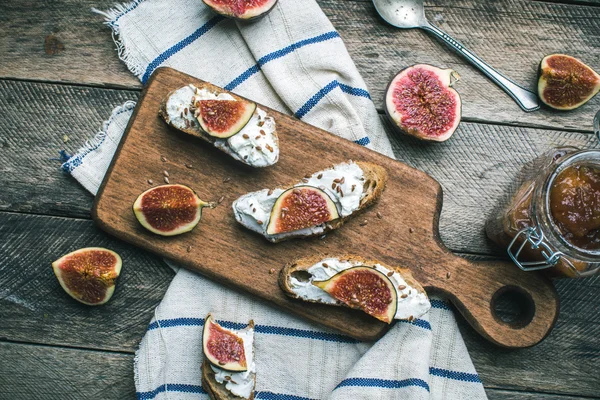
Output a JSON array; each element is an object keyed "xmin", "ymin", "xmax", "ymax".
[
  {"xmin": 372, "ymin": 0, "xmax": 427, "ymax": 29},
  {"xmin": 372, "ymin": 0, "xmax": 540, "ymax": 112}
]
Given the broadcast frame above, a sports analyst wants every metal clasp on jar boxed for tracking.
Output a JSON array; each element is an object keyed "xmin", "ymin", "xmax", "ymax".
[{"xmin": 508, "ymin": 226, "xmax": 565, "ymax": 271}]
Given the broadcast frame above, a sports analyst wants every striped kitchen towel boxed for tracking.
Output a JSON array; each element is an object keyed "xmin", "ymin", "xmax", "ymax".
[{"xmin": 61, "ymin": 0, "xmax": 487, "ymax": 398}]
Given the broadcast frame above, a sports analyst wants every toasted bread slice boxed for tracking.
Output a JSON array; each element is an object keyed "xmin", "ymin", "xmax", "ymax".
[
  {"xmin": 232, "ymin": 161, "xmax": 387, "ymax": 243},
  {"xmin": 202, "ymin": 359, "xmax": 255, "ymax": 400},
  {"xmin": 159, "ymin": 82, "xmax": 279, "ymax": 167},
  {"xmin": 279, "ymin": 255, "xmax": 430, "ymax": 321}
]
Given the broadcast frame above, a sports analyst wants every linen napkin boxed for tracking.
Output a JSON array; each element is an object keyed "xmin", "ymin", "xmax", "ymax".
[{"xmin": 62, "ymin": 0, "xmax": 487, "ymax": 398}]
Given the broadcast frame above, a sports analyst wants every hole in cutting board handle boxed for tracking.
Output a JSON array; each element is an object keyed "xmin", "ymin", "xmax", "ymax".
[{"xmin": 491, "ymin": 286, "xmax": 535, "ymax": 329}]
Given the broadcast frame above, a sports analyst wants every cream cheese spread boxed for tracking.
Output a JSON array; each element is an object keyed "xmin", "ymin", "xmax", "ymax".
[
  {"xmin": 289, "ymin": 257, "xmax": 431, "ymax": 320},
  {"xmin": 165, "ymin": 85, "xmax": 279, "ymax": 167},
  {"xmin": 210, "ymin": 326, "xmax": 255, "ymax": 399},
  {"xmin": 232, "ymin": 162, "xmax": 366, "ymax": 241}
]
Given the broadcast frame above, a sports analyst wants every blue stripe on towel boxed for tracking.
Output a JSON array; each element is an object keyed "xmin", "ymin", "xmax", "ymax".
[
  {"xmin": 295, "ymin": 80, "xmax": 371, "ymax": 119},
  {"xmin": 430, "ymin": 299, "xmax": 452, "ymax": 310},
  {"xmin": 136, "ymin": 383, "xmax": 206, "ymax": 400},
  {"xmin": 141, "ymin": 15, "xmax": 225, "ymax": 83},
  {"xmin": 255, "ymin": 391, "xmax": 316, "ymax": 400},
  {"xmin": 398, "ymin": 318, "xmax": 432, "ymax": 331},
  {"xmin": 335, "ymin": 377, "xmax": 430, "ymax": 391},
  {"xmin": 147, "ymin": 317, "xmax": 358, "ymax": 343},
  {"xmin": 353, "ymin": 137, "xmax": 371, "ymax": 146},
  {"xmin": 225, "ymin": 31, "xmax": 341, "ymax": 91},
  {"xmin": 136, "ymin": 385, "xmax": 315, "ymax": 400},
  {"xmin": 108, "ymin": 0, "xmax": 146, "ymax": 28},
  {"xmin": 429, "ymin": 367, "xmax": 482, "ymax": 383}
]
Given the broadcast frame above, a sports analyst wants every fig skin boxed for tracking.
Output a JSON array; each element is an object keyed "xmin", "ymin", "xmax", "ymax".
[
  {"xmin": 385, "ymin": 64, "xmax": 462, "ymax": 143},
  {"xmin": 538, "ymin": 54, "xmax": 600, "ymax": 111},
  {"xmin": 266, "ymin": 186, "xmax": 339, "ymax": 235},
  {"xmin": 196, "ymin": 99, "xmax": 257, "ymax": 139},
  {"xmin": 313, "ymin": 266, "xmax": 398, "ymax": 324},
  {"xmin": 202, "ymin": 313, "xmax": 251, "ymax": 372},
  {"xmin": 52, "ymin": 247, "xmax": 122, "ymax": 306},
  {"xmin": 133, "ymin": 184, "xmax": 210, "ymax": 237},
  {"xmin": 203, "ymin": 0, "xmax": 278, "ymax": 21}
]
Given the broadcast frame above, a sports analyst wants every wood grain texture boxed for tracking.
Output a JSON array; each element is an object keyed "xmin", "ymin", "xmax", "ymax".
[
  {"xmin": 0, "ymin": 212, "xmax": 174, "ymax": 352},
  {"xmin": 0, "ymin": 342, "xmax": 135, "ymax": 400},
  {"xmin": 1, "ymin": 0, "xmax": 599, "ymax": 131},
  {"xmin": 1, "ymin": 78, "xmax": 595, "ymax": 256},
  {"xmin": 93, "ymin": 68, "xmax": 559, "ymax": 347},
  {"xmin": 0, "ymin": 217, "xmax": 597, "ymax": 396},
  {"xmin": 0, "ymin": 79, "xmax": 139, "ymax": 218},
  {"xmin": 0, "ymin": 341, "xmax": 595, "ymax": 400}
]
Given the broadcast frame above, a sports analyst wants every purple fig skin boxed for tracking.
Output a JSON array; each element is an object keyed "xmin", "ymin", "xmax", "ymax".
[
  {"xmin": 203, "ymin": 0, "xmax": 278, "ymax": 21},
  {"xmin": 384, "ymin": 64, "xmax": 462, "ymax": 143},
  {"xmin": 537, "ymin": 54, "xmax": 600, "ymax": 111},
  {"xmin": 52, "ymin": 247, "xmax": 122, "ymax": 306}
]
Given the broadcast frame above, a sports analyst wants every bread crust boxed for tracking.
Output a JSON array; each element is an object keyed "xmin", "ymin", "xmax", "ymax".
[
  {"xmin": 158, "ymin": 82, "xmax": 278, "ymax": 167},
  {"xmin": 235, "ymin": 161, "xmax": 387, "ymax": 243},
  {"xmin": 278, "ymin": 254, "xmax": 427, "ymax": 313},
  {"xmin": 201, "ymin": 319, "xmax": 256, "ymax": 400}
]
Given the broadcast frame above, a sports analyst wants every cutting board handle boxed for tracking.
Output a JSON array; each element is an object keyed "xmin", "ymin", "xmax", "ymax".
[{"xmin": 432, "ymin": 257, "xmax": 559, "ymax": 348}]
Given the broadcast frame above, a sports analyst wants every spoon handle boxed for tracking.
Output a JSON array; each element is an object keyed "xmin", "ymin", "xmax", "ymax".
[{"xmin": 423, "ymin": 23, "xmax": 540, "ymax": 112}]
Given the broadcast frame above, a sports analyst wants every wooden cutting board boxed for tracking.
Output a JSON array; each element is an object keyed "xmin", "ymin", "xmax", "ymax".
[{"xmin": 93, "ymin": 67, "xmax": 559, "ymax": 348}]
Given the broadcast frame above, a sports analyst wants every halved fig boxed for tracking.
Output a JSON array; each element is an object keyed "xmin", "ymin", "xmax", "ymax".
[
  {"xmin": 385, "ymin": 64, "xmax": 462, "ymax": 142},
  {"xmin": 203, "ymin": 0, "xmax": 278, "ymax": 20},
  {"xmin": 196, "ymin": 99, "xmax": 257, "ymax": 139},
  {"xmin": 266, "ymin": 186, "xmax": 339, "ymax": 235},
  {"xmin": 313, "ymin": 266, "xmax": 397, "ymax": 323},
  {"xmin": 52, "ymin": 247, "xmax": 122, "ymax": 306},
  {"xmin": 538, "ymin": 54, "xmax": 600, "ymax": 110},
  {"xmin": 202, "ymin": 313, "xmax": 248, "ymax": 372},
  {"xmin": 133, "ymin": 184, "xmax": 210, "ymax": 236}
]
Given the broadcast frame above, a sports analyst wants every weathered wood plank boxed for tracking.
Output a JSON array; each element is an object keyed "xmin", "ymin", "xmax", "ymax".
[
  {"xmin": 0, "ymin": 213, "xmax": 598, "ymax": 396},
  {"xmin": 0, "ymin": 341, "xmax": 597, "ymax": 400},
  {"xmin": 0, "ymin": 0, "xmax": 598, "ymax": 131},
  {"xmin": 1, "ymin": 79, "xmax": 596, "ymax": 256},
  {"xmin": 0, "ymin": 80, "xmax": 139, "ymax": 219},
  {"xmin": 0, "ymin": 212, "xmax": 174, "ymax": 352},
  {"xmin": 487, "ymin": 389, "xmax": 596, "ymax": 400},
  {"xmin": 0, "ymin": 342, "xmax": 135, "ymax": 400}
]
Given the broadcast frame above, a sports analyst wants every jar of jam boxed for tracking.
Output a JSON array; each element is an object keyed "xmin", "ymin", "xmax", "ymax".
[{"xmin": 486, "ymin": 148, "xmax": 600, "ymax": 278}]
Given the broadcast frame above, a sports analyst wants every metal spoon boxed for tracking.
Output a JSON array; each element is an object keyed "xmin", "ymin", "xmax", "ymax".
[{"xmin": 372, "ymin": 0, "xmax": 540, "ymax": 112}]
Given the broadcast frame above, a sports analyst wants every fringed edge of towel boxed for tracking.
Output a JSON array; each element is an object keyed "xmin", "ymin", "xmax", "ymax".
[
  {"xmin": 61, "ymin": 100, "xmax": 137, "ymax": 174},
  {"xmin": 92, "ymin": 1, "xmax": 147, "ymax": 78}
]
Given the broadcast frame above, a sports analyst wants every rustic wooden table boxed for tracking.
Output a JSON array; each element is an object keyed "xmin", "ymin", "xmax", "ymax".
[{"xmin": 1, "ymin": 0, "xmax": 599, "ymax": 398}]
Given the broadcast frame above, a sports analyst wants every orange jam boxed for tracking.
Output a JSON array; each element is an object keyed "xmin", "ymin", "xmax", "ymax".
[{"xmin": 550, "ymin": 165, "xmax": 600, "ymax": 250}]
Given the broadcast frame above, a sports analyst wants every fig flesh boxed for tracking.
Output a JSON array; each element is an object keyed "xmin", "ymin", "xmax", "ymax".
[
  {"xmin": 538, "ymin": 54, "xmax": 600, "ymax": 110},
  {"xmin": 52, "ymin": 247, "xmax": 122, "ymax": 306},
  {"xmin": 266, "ymin": 186, "xmax": 339, "ymax": 235},
  {"xmin": 203, "ymin": 0, "xmax": 278, "ymax": 20},
  {"xmin": 196, "ymin": 99, "xmax": 257, "ymax": 139},
  {"xmin": 313, "ymin": 266, "xmax": 397, "ymax": 323},
  {"xmin": 133, "ymin": 184, "xmax": 209, "ymax": 236},
  {"xmin": 385, "ymin": 64, "xmax": 461, "ymax": 142},
  {"xmin": 202, "ymin": 313, "xmax": 248, "ymax": 372}
]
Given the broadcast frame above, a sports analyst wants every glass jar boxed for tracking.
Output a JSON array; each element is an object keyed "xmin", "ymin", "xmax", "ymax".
[{"xmin": 486, "ymin": 147, "xmax": 600, "ymax": 278}]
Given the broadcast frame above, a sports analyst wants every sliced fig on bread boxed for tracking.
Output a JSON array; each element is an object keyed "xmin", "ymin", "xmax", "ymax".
[
  {"xmin": 232, "ymin": 161, "xmax": 387, "ymax": 242},
  {"xmin": 159, "ymin": 82, "xmax": 279, "ymax": 168},
  {"xmin": 279, "ymin": 255, "xmax": 431, "ymax": 322}
]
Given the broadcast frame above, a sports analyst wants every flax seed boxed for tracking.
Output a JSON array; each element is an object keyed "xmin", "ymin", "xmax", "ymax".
[
  {"xmin": 376, "ymin": 212, "xmax": 383, "ymax": 219},
  {"xmin": 398, "ymin": 285, "xmax": 406, "ymax": 290},
  {"xmin": 401, "ymin": 294, "xmax": 408, "ymax": 299},
  {"xmin": 387, "ymin": 271, "xmax": 394, "ymax": 277},
  {"xmin": 317, "ymin": 173, "xmax": 323, "ymax": 179},
  {"xmin": 243, "ymin": 134, "xmax": 249, "ymax": 139}
]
